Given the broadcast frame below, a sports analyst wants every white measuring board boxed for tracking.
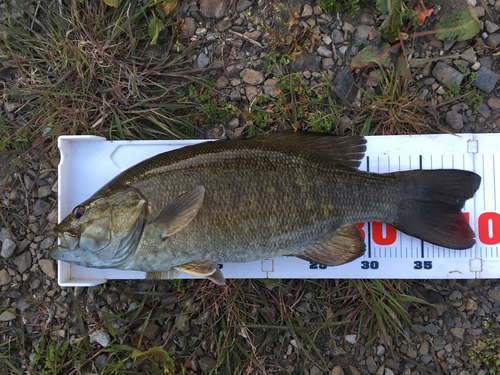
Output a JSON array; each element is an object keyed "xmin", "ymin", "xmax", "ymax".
[{"xmin": 56, "ymin": 134, "xmax": 500, "ymax": 286}]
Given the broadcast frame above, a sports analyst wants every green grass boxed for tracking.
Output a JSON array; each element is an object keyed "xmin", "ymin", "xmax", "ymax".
[
  {"xmin": 352, "ymin": 66, "xmax": 436, "ymax": 135},
  {"xmin": 0, "ymin": 278, "xmax": 428, "ymax": 375},
  {"xmin": 0, "ymin": 0, "xmax": 223, "ymax": 153}
]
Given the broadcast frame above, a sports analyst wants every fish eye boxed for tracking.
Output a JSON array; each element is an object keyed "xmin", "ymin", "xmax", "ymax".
[{"xmin": 72, "ymin": 207, "xmax": 85, "ymax": 219}]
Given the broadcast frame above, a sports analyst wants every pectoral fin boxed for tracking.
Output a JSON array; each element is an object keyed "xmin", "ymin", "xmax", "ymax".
[
  {"xmin": 150, "ymin": 186, "xmax": 205, "ymax": 239},
  {"xmin": 174, "ymin": 260, "xmax": 226, "ymax": 286},
  {"xmin": 297, "ymin": 223, "xmax": 366, "ymax": 266}
]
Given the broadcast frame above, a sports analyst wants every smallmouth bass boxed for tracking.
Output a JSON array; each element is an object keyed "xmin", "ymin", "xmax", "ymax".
[{"xmin": 50, "ymin": 132, "xmax": 481, "ymax": 284}]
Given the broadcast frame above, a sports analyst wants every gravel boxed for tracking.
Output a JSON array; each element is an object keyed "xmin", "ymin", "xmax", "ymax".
[{"xmin": 2, "ymin": 0, "xmax": 500, "ymax": 374}]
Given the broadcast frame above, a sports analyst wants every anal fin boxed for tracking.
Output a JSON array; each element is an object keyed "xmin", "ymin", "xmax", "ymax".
[
  {"xmin": 297, "ymin": 223, "xmax": 366, "ymax": 266},
  {"xmin": 174, "ymin": 260, "xmax": 226, "ymax": 286}
]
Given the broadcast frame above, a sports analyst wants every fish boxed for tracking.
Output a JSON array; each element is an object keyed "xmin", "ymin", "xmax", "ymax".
[{"xmin": 50, "ymin": 132, "xmax": 481, "ymax": 285}]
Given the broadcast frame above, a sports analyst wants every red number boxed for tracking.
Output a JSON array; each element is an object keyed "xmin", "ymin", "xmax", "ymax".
[
  {"xmin": 356, "ymin": 223, "xmax": 365, "ymax": 240},
  {"xmin": 478, "ymin": 212, "xmax": 500, "ymax": 245},
  {"xmin": 372, "ymin": 222, "xmax": 397, "ymax": 245},
  {"xmin": 463, "ymin": 212, "xmax": 470, "ymax": 223}
]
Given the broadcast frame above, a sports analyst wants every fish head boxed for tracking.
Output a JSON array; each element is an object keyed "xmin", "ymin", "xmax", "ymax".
[{"xmin": 50, "ymin": 187, "xmax": 148, "ymax": 269}]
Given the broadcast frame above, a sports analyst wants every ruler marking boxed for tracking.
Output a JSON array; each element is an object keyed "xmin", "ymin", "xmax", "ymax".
[
  {"xmin": 494, "ymin": 154, "xmax": 496, "ymax": 211},
  {"xmin": 483, "ymin": 154, "xmax": 486, "ymax": 211},
  {"xmin": 420, "ymin": 155, "xmax": 424, "ymax": 258},
  {"xmin": 367, "ymin": 156, "xmax": 371, "ymax": 259}
]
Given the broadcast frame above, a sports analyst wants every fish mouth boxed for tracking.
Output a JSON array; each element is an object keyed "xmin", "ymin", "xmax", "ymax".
[
  {"xmin": 52, "ymin": 226, "xmax": 80, "ymax": 253},
  {"xmin": 49, "ymin": 245, "xmax": 69, "ymax": 260}
]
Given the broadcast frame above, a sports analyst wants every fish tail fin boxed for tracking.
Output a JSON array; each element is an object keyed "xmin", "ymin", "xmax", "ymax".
[{"xmin": 391, "ymin": 170, "xmax": 481, "ymax": 250}]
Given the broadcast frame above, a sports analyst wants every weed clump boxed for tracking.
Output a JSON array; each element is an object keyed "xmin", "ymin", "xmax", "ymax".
[
  {"xmin": 469, "ymin": 333, "xmax": 500, "ymax": 374},
  {"xmin": 320, "ymin": 0, "xmax": 370, "ymax": 18},
  {"xmin": 0, "ymin": 0, "xmax": 215, "ymax": 152}
]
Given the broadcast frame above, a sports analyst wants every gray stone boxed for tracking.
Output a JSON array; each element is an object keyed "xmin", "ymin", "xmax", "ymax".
[
  {"xmin": 32, "ymin": 200, "xmax": 50, "ymax": 216},
  {"xmin": 236, "ymin": 0, "xmax": 252, "ymax": 13},
  {"xmin": 366, "ymin": 356, "xmax": 378, "ymax": 373},
  {"xmin": 196, "ymin": 53, "xmax": 210, "ymax": 69},
  {"xmin": 377, "ymin": 345, "xmax": 386, "ymax": 356},
  {"xmin": 488, "ymin": 288, "xmax": 500, "ymax": 301},
  {"xmin": 446, "ymin": 111, "xmax": 464, "ymax": 130},
  {"xmin": 0, "ymin": 228, "xmax": 12, "ymax": 242},
  {"xmin": 479, "ymin": 56, "xmax": 494, "ymax": 69},
  {"xmin": 478, "ymin": 104, "xmax": 491, "ymax": 118},
  {"xmin": 359, "ymin": 13, "xmax": 375, "ymax": 25},
  {"xmin": 421, "ymin": 354, "xmax": 433, "ymax": 364},
  {"xmin": 322, "ymin": 57, "xmax": 334, "ymax": 70},
  {"xmin": 199, "ymin": 357, "xmax": 217, "ymax": 373},
  {"xmin": 486, "ymin": 33, "xmax": 500, "ymax": 47},
  {"xmin": 39, "ymin": 236, "xmax": 55, "ymax": 250},
  {"xmin": 13, "ymin": 252, "xmax": 31, "ymax": 274},
  {"xmin": 353, "ymin": 25, "xmax": 381, "ymax": 46},
  {"xmin": 4, "ymin": 102, "xmax": 19, "ymax": 112},
  {"xmin": 424, "ymin": 323, "xmax": 439, "ymax": 335},
  {"xmin": 332, "ymin": 29, "xmax": 344, "ymax": 44},
  {"xmin": 310, "ymin": 365, "xmax": 321, "ymax": 375},
  {"xmin": 486, "ymin": 20, "xmax": 500, "ymax": 33},
  {"xmin": 200, "ymin": 0, "xmax": 227, "ymax": 18},
  {"xmin": 291, "ymin": 53, "xmax": 321, "ymax": 72},
  {"xmin": 419, "ymin": 341, "xmax": 429, "ymax": 355},
  {"xmin": 473, "ymin": 66, "xmax": 500, "ymax": 93},
  {"xmin": 0, "ymin": 269, "xmax": 11, "ymax": 286},
  {"xmin": 302, "ymin": 4, "xmax": 313, "ymax": 17},
  {"xmin": 384, "ymin": 369, "xmax": 394, "ymax": 375},
  {"xmin": 461, "ymin": 48, "xmax": 476, "ymax": 64},
  {"xmin": 216, "ymin": 18, "xmax": 232, "ymax": 32},
  {"xmin": 245, "ymin": 86, "xmax": 260, "ymax": 102},
  {"xmin": 407, "ymin": 349, "xmax": 418, "ymax": 358},
  {"xmin": 263, "ymin": 79, "xmax": 279, "ymax": 98},
  {"xmin": 17, "ymin": 300, "xmax": 29, "ymax": 313},
  {"xmin": 143, "ymin": 323, "xmax": 160, "ymax": 340},
  {"xmin": 331, "ymin": 366, "xmax": 344, "ymax": 375},
  {"xmin": 240, "ymin": 68, "xmax": 264, "ymax": 85},
  {"xmin": 444, "ymin": 40, "xmax": 455, "ymax": 51},
  {"xmin": 31, "ymin": 279, "xmax": 41, "ymax": 290},
  {"xmin": 432, "ymin": 62, "xmax": 464, "ymax": 87},
  {"xmin": 216, "ymin": 76, "xmax": 229, "ymax": 90},
  {"xmin": 317, "ymin": 46, "xmax": 332, "ymax": 58},
  {"xmin": 1, "ymin": 238, "xmax": 16, "ymax": 258},
  {"xmin": 106, "ymin": 292, "xmax": 119, "ymax": 305},
  {"xmin": 37, "ymin": 185, "xmax": 52, "ymax": 198},
  {"xmin": 345, "ymin": 334, "xmax": 357, "ymax": 344},
  {"xmin": 180, "ymin": 17, "xmax": 196, "ymax": 40},
  {"xmin": 0, "ymin": 310, "xmax": 16, "ymax": 321},
  {"xmin": 332, "ymin": 67, "xmax": 356, "ymax": 102},
  {"xmin": 137, "ymin": 282, "xmax": 150, "ymax": 292},
  {"xmin": 467, "ymin": 328, "xmax": 483, "ymax": 335},
  {"xmin": 39, "ymin": 259, "xmax": 56, "ymax": 278},
  {"xmin": 474, "ymin": 5, "xmax": 485, "ymax": 17},
  {"xmin": 424, "ymin": 78, "xmax": 436, "ymax": 85},
  {"xmin": 89, "ymin": 331, "xmax": 110, "ymax": 347},
  {"xmin": 450, "ymin": 327, "xmax": 465, "ymax": 340},
  {"xmin": 230, "ymin": 90, "xmax": 241, "ymax": 101}
]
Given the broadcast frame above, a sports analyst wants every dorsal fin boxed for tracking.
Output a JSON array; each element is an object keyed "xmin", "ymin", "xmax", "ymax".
[
  {"xmin": 255, "ymin": 132, "xmax": 367, "ymax": 169},
  {"xmin": 296, "ymin": 223, "xmax": 366, "ymax": 266}
]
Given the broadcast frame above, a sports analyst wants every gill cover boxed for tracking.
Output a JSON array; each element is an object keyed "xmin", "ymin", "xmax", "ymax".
[{"xmin": 50, "ymin": 187, "xmax": 147, "ymax": 269}]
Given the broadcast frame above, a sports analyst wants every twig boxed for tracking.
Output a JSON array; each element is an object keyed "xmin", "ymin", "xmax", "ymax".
[
  {"xmin": 228, "ymin": 30, "xmax": 264, "ymax": 48},
  {"xmin": 449, "ymin": 279, "xmax": 482, "ymax": 301}
]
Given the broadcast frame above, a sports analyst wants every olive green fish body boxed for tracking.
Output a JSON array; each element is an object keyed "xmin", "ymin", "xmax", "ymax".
[{"xmin": 50, "ymin": 132, "xmax": 481, "ymax": 284}]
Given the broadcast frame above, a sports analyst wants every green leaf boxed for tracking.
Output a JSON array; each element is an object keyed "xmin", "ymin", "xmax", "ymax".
[
  {"xmin": 350, "ymin": 44, "xmax": 392, "ymax": 71},
  {"xmin": 131, "ymin": 347, "xmax": 175, "ymax": 371},
  {"xmin": 376, "ymin": 0, "xmax": 389, "ymax": 14},
  {"xmin": 435, "ymin": 7, "xmax": 481, "ymax": 41},
  {"xmin": 379, "ymin": 3, "xmax": 402, "ymax": 42},
  {"xmin": 104, "ymin": 0, "xmax": 119, "ymax": 7},
  {"xmin": 148, "ymin": 18, "xmax": 165, "ymax": 45}
]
